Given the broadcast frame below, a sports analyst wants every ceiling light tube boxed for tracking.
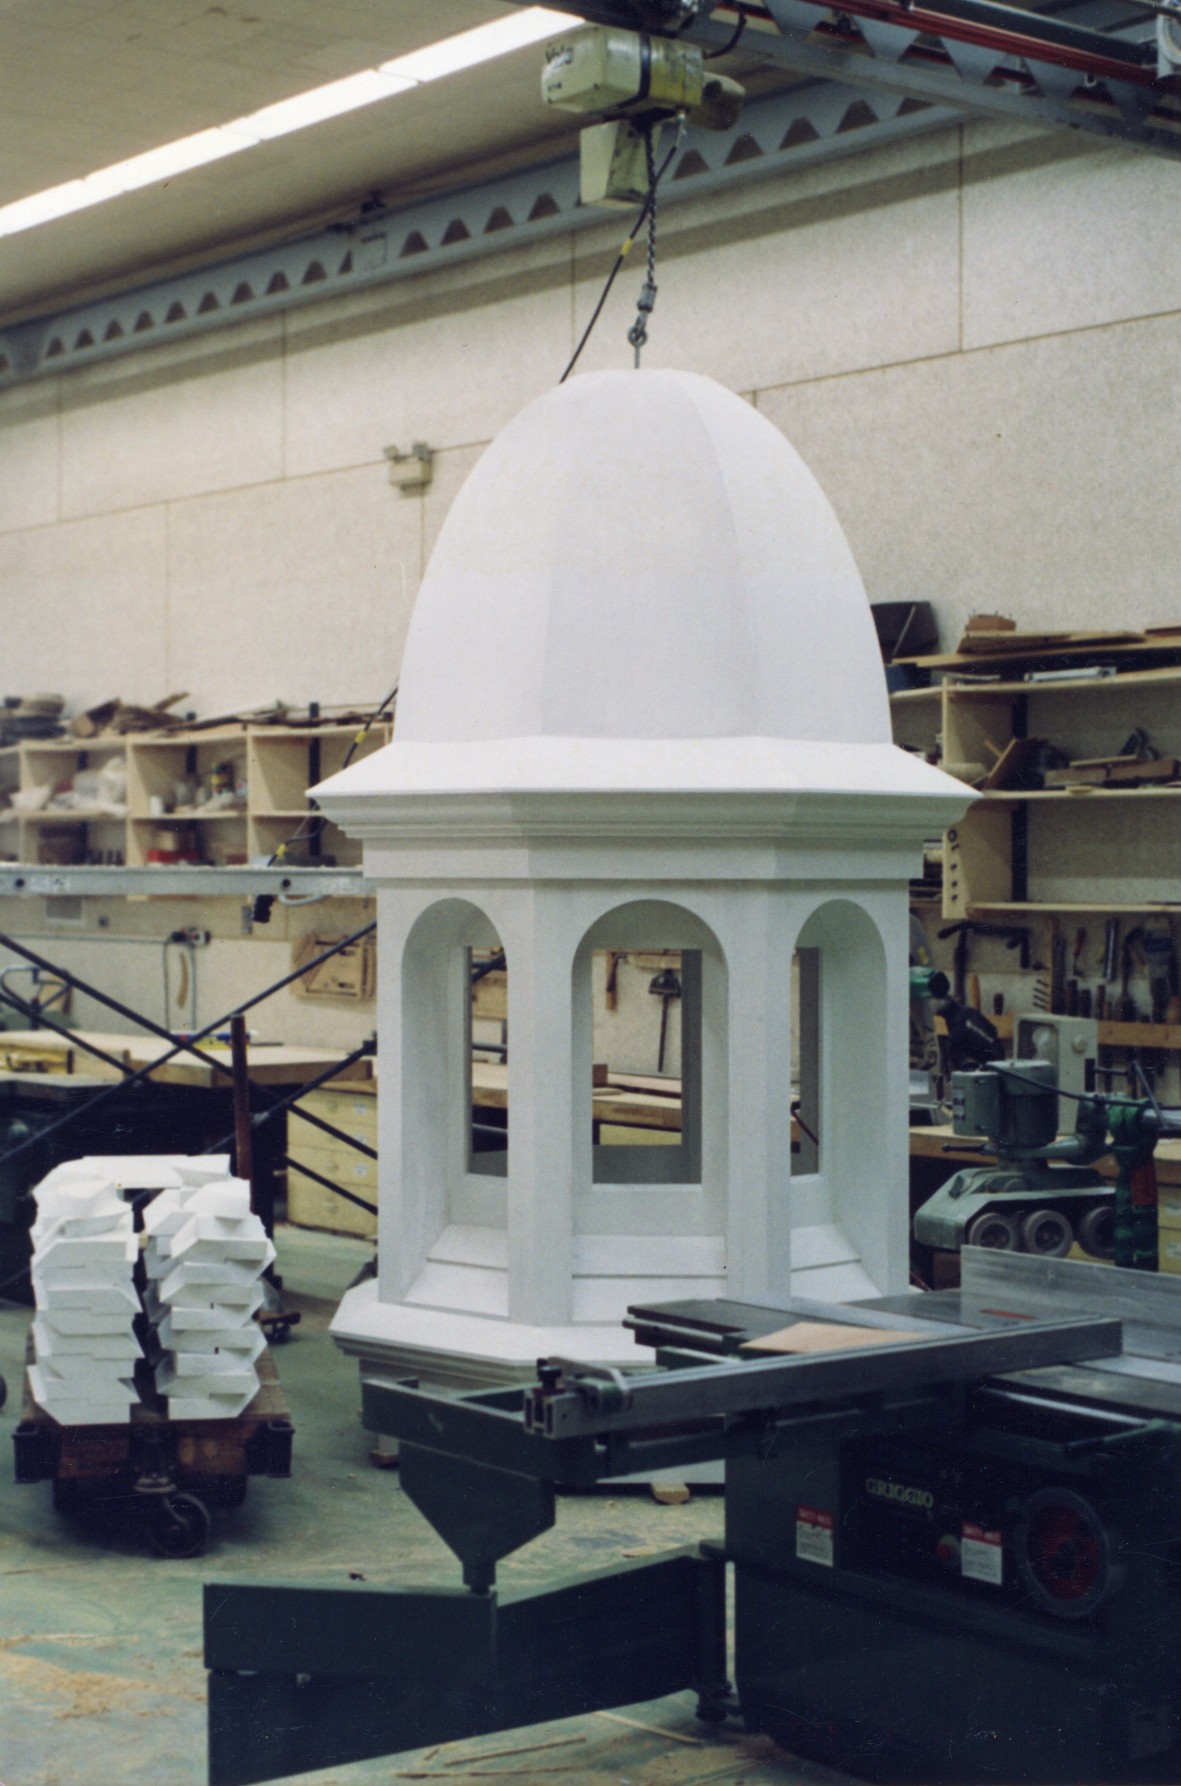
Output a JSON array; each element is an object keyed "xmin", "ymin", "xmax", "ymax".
[
  {"xmin": 0, "ymin": 8, "xmax": 581, "ymax": 241},
  {"xmin": 99, "ymin": 128, "xmax": 252, "ymax": 193},
  {"xmin": 0, "ymin": 181, "xmax": 90, "ymax": 237},
  {"xmin": 242, "ymin": 68, "xmax": 414, "ymax": 141},
  {"xmin": 380, "ymin": 8, "xmax": 581, "ymax": 84}
]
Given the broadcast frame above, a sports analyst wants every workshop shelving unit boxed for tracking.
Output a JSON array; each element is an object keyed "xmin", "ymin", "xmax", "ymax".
[
  {"xmin": 1, "ymin": 737, "xmax": 130, "ymax": 868},
  {"xmin": 0, "ymin": 720, "xmax": 393, "ymax": 874},
  {"xmin": 127, "ymin": 726, "xmax": 250, "ymax": 868},
  {"xmin": 247, "ymin": 723, "xmax": 390, "ymax": 870},
  {"xmin": 895, "ymin": 667, "xmax": 1181, "ymax": 1225},
  {"xmin": 891, "ymin": 665, "xmax": 1181, "ymax": 920}
]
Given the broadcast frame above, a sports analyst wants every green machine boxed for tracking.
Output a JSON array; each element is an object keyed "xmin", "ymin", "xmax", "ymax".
[
  {"xmin": 204, "ymin": 1256, "xmax": 1181, "ymax": 1786},
  {"xmin": 913, "ymin": 1058, "xmax": 1174, "ymax": 1262}
]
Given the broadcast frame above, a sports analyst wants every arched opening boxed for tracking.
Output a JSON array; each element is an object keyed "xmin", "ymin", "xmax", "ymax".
[
  {"xmin": 573, "ymin": 901, "xmax": 726, "ymax": 1239},
  {"xmin": 400, "ymin": 897, "xmax": 509, "ymax": 1247},
  {"xmin": 792, "ymin": 898, "xmax": 894, "ymax": 1291},
  {"xmin": 588, "ymin": 946, "xmax": 700, "ymax": 1184},
  {"xmin": 468, "ymin": 942, "xmax": 508, "ymax": 1177}
]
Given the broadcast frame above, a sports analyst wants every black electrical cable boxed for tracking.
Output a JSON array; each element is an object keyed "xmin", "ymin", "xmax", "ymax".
[
  {"xmin": 559, "ymin": 127, "xmax": 683, "ymax": 385},
  {"xmin": 706, "ymin": 13, "xmax": 748, "ymax": 56},
  {"xmin": 976, "ymin": 1058, "xmax": 1160, "ymax": 1109},
  {"xmin": 265, "ymin": 682, "xmax": 399, "ymax": 870}
]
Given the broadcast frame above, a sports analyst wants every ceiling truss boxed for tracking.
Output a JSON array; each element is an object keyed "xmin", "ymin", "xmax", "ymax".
[
  {"xmin": 563, "ymin": 0, "xmax": 1180, "ymax": 152},
  {"xmin": 0, "ymin": 80, "xmax": 959, "ymax": 388},
  {"xmin": 1, "ymin": 0, "xmax": 1177, "ymax": 388}
]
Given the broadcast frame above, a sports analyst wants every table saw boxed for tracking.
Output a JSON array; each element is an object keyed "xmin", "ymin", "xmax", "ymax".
[{"xmin": 205, "ymin": 1249, "xmax": 1181, "ymax": 1785}]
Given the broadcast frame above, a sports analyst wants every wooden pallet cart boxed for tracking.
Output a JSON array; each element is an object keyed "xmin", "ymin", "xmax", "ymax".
[{"xmin": 12, "ymin": 1338, "xmax": 292, "ymax": 1557}]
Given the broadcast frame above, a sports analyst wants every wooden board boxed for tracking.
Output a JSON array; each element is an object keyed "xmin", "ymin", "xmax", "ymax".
[
  {"xmin": 897, "ymin": 637, "xmax": 1180, "ymax": 674},
  {"xmin": 21, "ymin": 1341, "xmax": 290, "ymax": 1481},
  {"xmin": 470, "ymin": 1060, "xmax": 682, "ymax": 1132},
  {"xmin": 0, "ymin": 1028, "xmax": 372, "ymax": 1088},
  {"xmin": 741, "ymin": 1321, "xmax": 932, "ymax": 1355}
]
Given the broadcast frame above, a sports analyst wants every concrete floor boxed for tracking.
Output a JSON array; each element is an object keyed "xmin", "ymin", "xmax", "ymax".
[{"xmin": 0, "ymin": 1225, "xmax": 853, "ymax": 1786}]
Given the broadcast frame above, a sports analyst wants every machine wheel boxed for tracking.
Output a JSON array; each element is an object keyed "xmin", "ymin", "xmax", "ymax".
[
  {"xmin": 1077, "ymin": 1203, "xmax": 1116, "ymax": 1260},
  {"xmin": 1015, "ymin": 1488, "xmax": 1123, "ymax": 1618},
  {"xmin": 965, "ymin": 1209, "xmax": 1019, "ymax": 1250},
  {"xmin": 147, "ymin": 1491, "xmax": 210, "ymax": 1559},
  {"xmin": 1020, "ymin": 1207, "xmax": 1074, "ymax": 1257}
]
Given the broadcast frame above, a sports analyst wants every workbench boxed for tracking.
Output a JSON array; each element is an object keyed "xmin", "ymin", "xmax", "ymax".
[
  {"xmin": 471, "ymin": 1060, "xmax": 683, "ymax": 1138},
  {"xmin": 0, "ymin": 1033, "xmax": 372, "ymax": 1292},
  {"xmin": 0, "ymin": 1027, "xmax": 372, "ymax": 1089}
]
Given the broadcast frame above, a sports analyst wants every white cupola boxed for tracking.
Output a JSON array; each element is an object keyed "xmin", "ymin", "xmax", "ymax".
[{"xmin": 316, "ymin": 368, "xmax": 972, "ymax": 1388}]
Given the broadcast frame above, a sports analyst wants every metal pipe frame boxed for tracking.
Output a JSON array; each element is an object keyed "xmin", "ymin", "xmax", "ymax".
[
  {"xmin": 0, "ymin": 923, "xmax": 377, "ymax": 1176},
  {"xmin": 567, "ymin": 0, "xmax": 1177, "ymax": 141}
]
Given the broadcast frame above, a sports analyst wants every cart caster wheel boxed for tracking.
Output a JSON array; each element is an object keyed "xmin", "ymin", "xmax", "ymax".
[{"xmin": 148, "ymin": 1491, "xmax": 210, "ymax": 1558}]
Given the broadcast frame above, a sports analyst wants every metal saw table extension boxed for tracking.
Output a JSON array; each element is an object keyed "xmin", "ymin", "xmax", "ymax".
[{"xmin": 204, "ymin": 1252, "xmax": 1181, "ymax": 1785}]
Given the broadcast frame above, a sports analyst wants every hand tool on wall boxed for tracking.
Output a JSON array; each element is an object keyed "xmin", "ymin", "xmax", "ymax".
[
  {"xmin": 1050, "ymin": 928, "xmax": 1067, "ymax": 1016},
  {"xmin": 1115, "ymin": 928, "xmax": 1143, "ymax": 1024},
  {"xmin": 1144, "ymin": 926, "xmax": 1178, "ymax": 1025},
  {"xmin": 1102, "ymin": 917, "xmax": 1120, "ymax": 985},
  {"xmin": 938, "ymin": 922, "xmax": 1031, "ymax": 1004},
  {"xmin": 648, "ymin": 967, "xmax": 681, "ymax": 1074}
]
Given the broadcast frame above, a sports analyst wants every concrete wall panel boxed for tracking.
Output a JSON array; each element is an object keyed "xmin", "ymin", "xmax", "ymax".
[
  {"xmin": 166, "ymin": 462, "xmax": 419, "ymax": 714},
  {"xmin": 0, "ymin": 380, "xmax": 60, "ymax": 534},
  {"xmin": 572, "ymin": 129, "xmax": 962, "ymax": 393},
  {"xmin": 962, "ymin": 125, "xmax": 1181, "ymax": 349},
  {"xmin": 0, "ymin": 505, "xmax": 168, "ymax": 707},
  {"xmin": 282, "ymin": 239, "xmax": 574, "ymax": 479},
  {"xmin": 757, "ymin": 310, "xmax": 1181, "ymax": 650},
  {"xmin": 59, "ymin": 319, "xmax": 285, "ymax": 519}
]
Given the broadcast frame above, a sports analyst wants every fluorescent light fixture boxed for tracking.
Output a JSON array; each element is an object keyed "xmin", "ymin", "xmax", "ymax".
[
  {"xmin": 99, "ymin": 128, "xmax": 250, "ymax": 194},
  {"xmin": 381, "ymin": 8, "xmax": 580, "ymax": 84},
  {"xmin": 242, "ymin": 68, "xmax": 415, "ymax": 141},
  {"xmin": 0, "ymin": 181, "xmax": 90, "ymax": 234},
  {"xmin": 0, "ymin": 6, "xmax": 582, "ymax": 242}
]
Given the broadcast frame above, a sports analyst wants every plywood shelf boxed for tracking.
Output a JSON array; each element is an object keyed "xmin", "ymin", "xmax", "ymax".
[
  {"xmin": 0, "ymin": 720, "xmax": 390, "ymax": 885},
  {"xmin": 897, "ymin": 667, "xmax": 1181, "ymax": 924}
]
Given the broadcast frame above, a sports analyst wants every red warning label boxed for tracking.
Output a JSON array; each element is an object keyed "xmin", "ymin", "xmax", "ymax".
[
  {"xmin": 796, "ymin": 1505, "xmax": 835, "ymax": 1568},
  {"xmin": 962, "ymin": 1521, "xmax": 1003, "ymax": 1585}
]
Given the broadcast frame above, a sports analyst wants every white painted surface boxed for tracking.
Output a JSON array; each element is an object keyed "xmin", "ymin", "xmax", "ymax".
[
  {"xmin": 394, "ymin": 369, "xmax": 889, "ymax": 748},
  {"xmin": 321, "ymin": 370, "xmax": 971, "ymax": 1381}
]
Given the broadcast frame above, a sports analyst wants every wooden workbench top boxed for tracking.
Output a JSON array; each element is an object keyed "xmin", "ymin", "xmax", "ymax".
[
  {"xmin": 910, "ymin": 1121, "xmax": 1181, "ymax": 1184},
  {"xmin": 0, "ymin": 1028, "xmax": 372, "ymax": 1090},
  {"xmin": 471, "ymin": 1060, "xmax": 683, "ymax": 1132}
]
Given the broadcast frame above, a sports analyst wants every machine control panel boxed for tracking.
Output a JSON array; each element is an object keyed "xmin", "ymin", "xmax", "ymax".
[{"xmin": 843, "ymin": 1434, "xmax": 1120, "ymax": 1621}]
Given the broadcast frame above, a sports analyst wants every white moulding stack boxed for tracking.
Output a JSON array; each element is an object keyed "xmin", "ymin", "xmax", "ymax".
[
  {"xmin": 142, "ymin": 1168, "xmax": 274, "ymax": 1420},
  {"xmin": 29, "ymin": 1167, "xmax": 142, "ymax": 1426}
]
